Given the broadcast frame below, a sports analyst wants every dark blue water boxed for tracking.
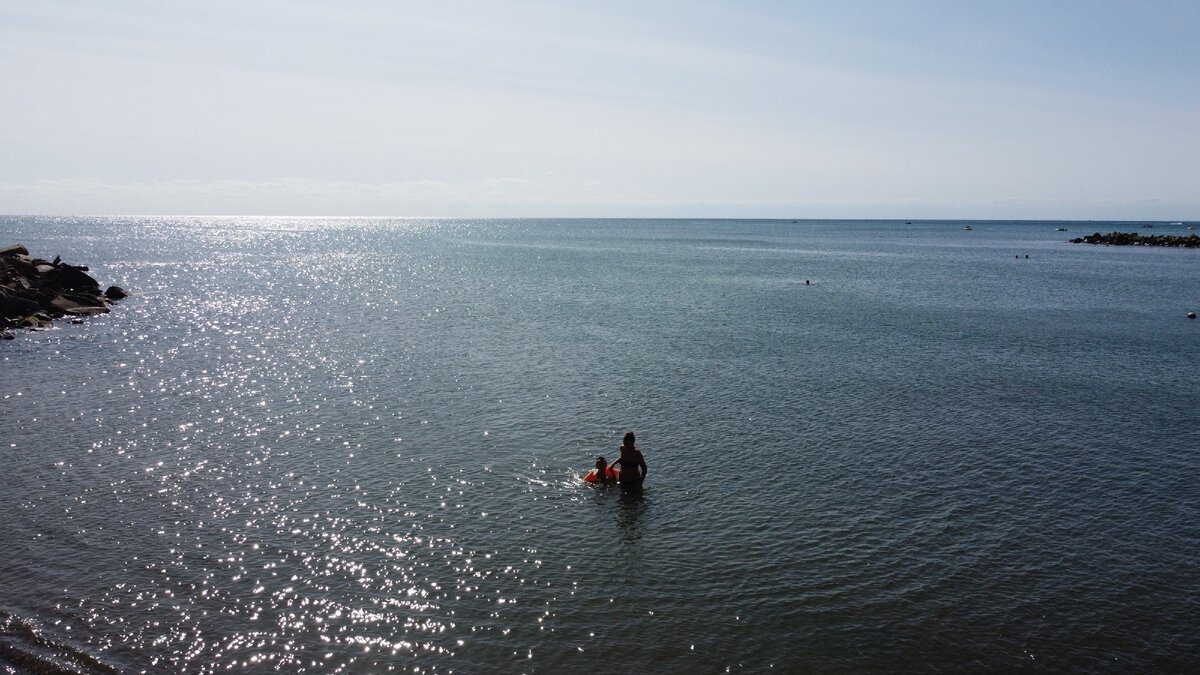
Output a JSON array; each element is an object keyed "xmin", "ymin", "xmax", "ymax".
[{"xmin": 2, "ymin": 217, "xmax": 1198, "ymax": 673}]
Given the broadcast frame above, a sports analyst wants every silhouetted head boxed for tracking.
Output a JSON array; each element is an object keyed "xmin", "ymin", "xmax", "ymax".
[
  {"xmin": 595, "ymin": 456, "xmax": 607, "ymax": 471},
  {"xmin": 622, "ymin": 431, "xmax": 636, "ymax": 448}
]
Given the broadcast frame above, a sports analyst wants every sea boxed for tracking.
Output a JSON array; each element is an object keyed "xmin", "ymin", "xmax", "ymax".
[{"xmin": 1, "ymin": 216, "xmax": 1197, "ymax": 673}]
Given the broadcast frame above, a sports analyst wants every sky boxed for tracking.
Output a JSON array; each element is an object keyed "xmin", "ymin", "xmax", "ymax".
[{"xmin": 2, "ymin": 0, "xmax": 1198, "ymax": 219}]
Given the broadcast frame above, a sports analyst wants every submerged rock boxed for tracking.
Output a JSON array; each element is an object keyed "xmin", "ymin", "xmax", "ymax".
[{"xmin": 1, "ymin": 245, "xmax": 127, "ymax": 334}]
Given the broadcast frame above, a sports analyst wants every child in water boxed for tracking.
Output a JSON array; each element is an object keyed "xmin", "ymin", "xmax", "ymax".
[{"xmin": 586, "ymin": 456, "xmax": 618, "ymax": 483}]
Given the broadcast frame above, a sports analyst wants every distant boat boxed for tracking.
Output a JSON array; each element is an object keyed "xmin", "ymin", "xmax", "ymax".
[
  {"xmin": 1171, "ymin": 222, "xmax": 1183, "ymax": 225},
  {"xmin": 1055, "ymin": 227, "xmax": 1068, "ymax": 231},
  {"xmin": 962, "ymin": 225, "xmax": 973, "ymax": 231}
]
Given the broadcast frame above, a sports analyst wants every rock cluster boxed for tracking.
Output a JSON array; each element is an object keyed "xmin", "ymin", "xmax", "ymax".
[
  {"xmin": 1071, "ymin": 231, "xmax": 1200, "ymax": 247},
  {"xmin": 1, "ymin": 244, "xmax": 127, "ymax": 335}
]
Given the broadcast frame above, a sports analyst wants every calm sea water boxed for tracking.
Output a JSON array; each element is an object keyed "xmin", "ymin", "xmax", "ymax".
[{"xmin": 2, "ymin": 217, "xmax": 1198, "ymax": 673}]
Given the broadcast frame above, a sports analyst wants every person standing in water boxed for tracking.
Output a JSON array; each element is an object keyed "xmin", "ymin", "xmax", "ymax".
[{"xmin": 613, "ymin": 431, "xmax": 647, "ymax": 488}]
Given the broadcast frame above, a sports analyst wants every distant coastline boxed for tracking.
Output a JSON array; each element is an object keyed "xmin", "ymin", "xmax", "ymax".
[{"xmin": 1070, "ymin": 231, "xmax": 1200, "ymax": 248}]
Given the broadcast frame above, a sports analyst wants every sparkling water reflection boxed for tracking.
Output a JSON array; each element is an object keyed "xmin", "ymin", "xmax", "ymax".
[{"xmin": 2, "ymin": 217, "xmax": 1199, "ymax": 672}]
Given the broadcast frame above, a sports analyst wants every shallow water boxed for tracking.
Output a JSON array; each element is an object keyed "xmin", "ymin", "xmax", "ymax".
[{"xmin": 2, "ymin": 217, "xmax": 1198, "ymax": 672}]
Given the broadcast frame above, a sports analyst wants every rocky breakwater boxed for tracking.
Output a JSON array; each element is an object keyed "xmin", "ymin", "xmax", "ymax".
[
  {"xmin": 1071, "ymin": 231, "xmax": 1200, "ymax": 248},
  {"xmin": 1, "ymin": 244, "xmax": 127, "ymax": 336}
]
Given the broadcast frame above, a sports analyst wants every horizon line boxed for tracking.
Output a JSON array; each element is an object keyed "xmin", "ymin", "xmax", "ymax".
[{"xmin": 1, "ymin": 214, "xmax": 1196, "ymax": 223}]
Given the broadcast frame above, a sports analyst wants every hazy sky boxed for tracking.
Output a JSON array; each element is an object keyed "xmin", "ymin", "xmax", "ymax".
[{"xmin": 2, "ymin": 1, "xmax": 1198, "ymax": 218}]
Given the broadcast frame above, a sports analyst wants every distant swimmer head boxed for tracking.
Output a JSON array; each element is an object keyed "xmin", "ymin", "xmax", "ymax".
[{"xmin": 622, "ymin": 431, "xmax": 636, "ymax": 448}]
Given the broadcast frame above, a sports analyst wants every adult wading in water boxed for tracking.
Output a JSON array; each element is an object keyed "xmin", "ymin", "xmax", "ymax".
[{"xmin": 613, "ymin": 431, "xmax": 647, "ymax": 489}]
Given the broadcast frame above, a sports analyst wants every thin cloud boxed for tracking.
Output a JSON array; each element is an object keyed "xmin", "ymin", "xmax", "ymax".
[{"xmin": 1, "ymin": 2, "xmax": 1197, "ymax": 218}]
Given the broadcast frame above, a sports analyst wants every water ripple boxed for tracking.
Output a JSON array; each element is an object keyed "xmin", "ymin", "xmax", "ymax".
[{"xmin": 2, "ymin": 217, "xmax": 1199, "ymax": 672}]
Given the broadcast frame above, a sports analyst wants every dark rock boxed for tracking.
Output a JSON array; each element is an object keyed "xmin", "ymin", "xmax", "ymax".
[
  {"xmin": 45, "ymin": 265, "xmax": 100, "ymax": 291},
  {"xmin": 1071, "ymin": 231, "xmax": 1200, "ymax": 248},
  {"xmin": 0, "ymin": 245, "xmax": 124, "ymax": 334},
  {"xmin": 62, "ymin": 290, "xmax": 107, "ymax": 307},
  {"xmin": 20, "ymin": 313, "xmax": 52, "ymax": 328},
  {"xmin": 0, "ymin": 291, "xmax": 41, "ymax": 320},
  {"xmin": 50, "ymin": 294, "xmax": 110, "ymax": 315}
]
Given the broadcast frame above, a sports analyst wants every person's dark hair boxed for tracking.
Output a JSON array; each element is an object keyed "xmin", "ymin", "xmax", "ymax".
[{"xmin": 622, "ymin": 431, "xmax": 636, "ymax": 447}]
